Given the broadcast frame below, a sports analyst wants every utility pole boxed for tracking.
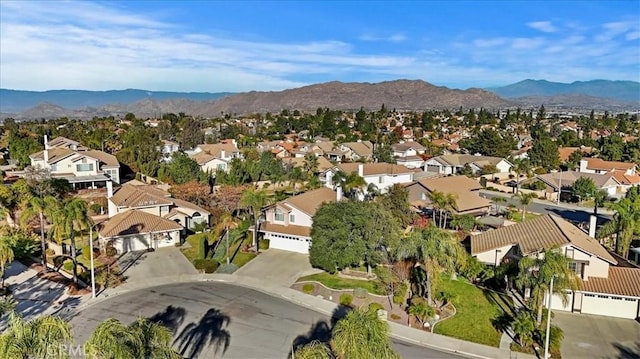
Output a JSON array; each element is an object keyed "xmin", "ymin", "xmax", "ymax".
[
  {"xmin": 544, "ymin": 275, "xmax": 555, "ymax": 359},
  {"xmin": 557, "ymin": 170, "xmax": 562, "ymax": 206},
  {"xmin": 90, "ymin": 226, "xmax": 96, "ymax": 298}
]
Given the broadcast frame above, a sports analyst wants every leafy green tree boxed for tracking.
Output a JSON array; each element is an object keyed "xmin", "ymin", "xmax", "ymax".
[
  {"xmin": 515, "ymin": 249, "xmax": 580, "ymax": 326},
  {"xmin": 513, "ymin": 192, "xmax": 537, "ymax": 221},
  {"xmin": 459, "ymin": 129, "xmax": 514, "ymax": 158},
  {"xmin": 571, "ymin": 177, "xmax": 597, "ymax": 204},
  {"xmin": 0, "ymin": 312, "xmax": 72, "ymax": 359},
  {"xmin": 7, "ymin": 131, "xmax": 43, "ymax": 168},
  {"xmin": 86, "ymin": 317, "xmax": 180, "ymax": 359},
  {"xmin": 598, "ymin": 188, "xmax": 640, "ymax": 258},
  {"xmin": 158, "ymin": 152, "xmax": 201, "ymax": 185},
  {"xmin": 378, "ymin": 184, "xmax": 415, "ymax": 227},
  {"xmin": 528, "ymin": 138, "xmax": 560, "ymax": 170},
  {"xmin": 330, "ymin": 308, "xmax": 399, "ymax": 359},
  {"xmin": 302, "ymin": 153, "xmax": 319, "ymax": 177},
  {"xmin": 332, "ymin": 171, "xmax": 366, "ymax": 199},
  {"xmin": 395, "ymin": 226, "xmax": 465, "ymax": 304},
  {"xmin": 511, "ymin": 158, "xmax": 532, "ymax": 189},
  {"xmin": 373, "ymin": 145, "xmax": 395, "ymax": 163},
  {"xmin": 600, "ymin": 134, "xmax": 624, "ymax": 161},
  {"xmin": 450, "ymin": 214, "xmax": 476, "ymax": 232},
  {"xmin": 0, "ymin": 237, "xmax": 14, "ymax": 288},
  {"xmin": 566, "ymin": 150, "xmax": 583, "ymax": 170},
  {"xmin": 293, "ymin": 340, "xmax": 333, "ymax": 359}
]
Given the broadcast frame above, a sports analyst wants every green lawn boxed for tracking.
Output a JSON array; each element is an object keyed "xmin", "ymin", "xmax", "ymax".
[
  {"xmin": 434, "ymin": 279, "xmax": 514, "ymax": 347},
  {"xmin": 230, "ymin": 236, "xmax": 256, "ymax": 268},
  {"xmin": 76, "ymin": 245, "xmax": 107, "ymax": 270},
  {"xmin": 297, "ymin": 272, "xmax": 384, "ymax": 295},
  {"xmin": 180, "ymin": 233, "xmax": 209, "ymax": 263},
  {"xmin": 511, "ymin": 211, "xmax": 540, "ymax": 223}
]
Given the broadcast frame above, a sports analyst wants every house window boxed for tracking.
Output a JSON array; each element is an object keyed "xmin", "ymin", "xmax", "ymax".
[
  {"xmin": 50, "ymin": 163, "xmax": 57, "ymax": 171},
  {"xmin": 76, "ymin": 163, "xmax": 94, "ymax": 172},
  {"xmin": 378, "ymin": 176, "xmax": 384, "ymax": 184},
  {"xmin": 421, "ymin": 192, "xmax": 427, "ymax": 201},
  {"xmin": 567, "ymin": 262, "xmax": 578, "ymax": 274},
  {"xmin": 274, "ymin": 209, "xmax": 284, "ymax": 221},
  {"xmin": 289, "ymin": 214, "xmax": 295, "ymax": 223},
  {"xmin": 216, "ymin": 163, "xmax": 226, "ymax": 170}
]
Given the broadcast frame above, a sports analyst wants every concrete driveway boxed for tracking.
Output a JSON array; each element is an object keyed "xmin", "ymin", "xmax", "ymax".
[
  {"xmin": 233, "ymin": 249, "xmax": 320, "ymax": 287},
  {"xmin": 554, "ymin": 312, "xmax": 640, "ymax": 359},
  {"xmin": 117, "ymin": 247, "xmax": 198, "ymax": 284}
]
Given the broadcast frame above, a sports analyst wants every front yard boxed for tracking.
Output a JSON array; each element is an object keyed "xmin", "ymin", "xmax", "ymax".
[
  {"xmin": 297, "ymin": 272, "xmax": 384, "ymax": 295},
  {"xmin": 434, "ymin": 278, "xmax": 514, "ymax": 347},
  {"xmin": 181, "ymin": 232, "xmax": 256, "ymax": 270}
]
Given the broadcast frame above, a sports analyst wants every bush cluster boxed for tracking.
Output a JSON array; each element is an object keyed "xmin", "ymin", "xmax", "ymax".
[
  {"xmin": 339, "ymin": 293, "xmax": 353, "ymax": 306},
  {"xmin": 194, "ymin": 258, "xmax": 219, "ymax": 273}
]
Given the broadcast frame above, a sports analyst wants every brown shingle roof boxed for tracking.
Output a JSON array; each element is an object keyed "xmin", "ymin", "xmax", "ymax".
[
  {"xmin": 110, "ymin": 184, "xmax": 173, "ymax": 208},
  {"xmin": 585, "ymin": 158, "xmax": 636, "ymax": 171},
  {"xmin": 190, "ymin": 151, "xmax": 217, "ymax": 165},
  {"xmin": 30, "ymin": 148, "xmax": 75, "ymax": 163},
  {"xmin": 98, "ymin": 210, "xmax": 182, "ymax": 238},
  {"xmin": 470, "ymin": 214, "xmax": 616, "ymax": 264},
  {"xmin": 418, "ymin": 175, "xmax": 483, "ymax": 192},
  {"xmin": 84, "ymin": 150, "xmax": 119, "ymax": 167},
  {"xmin": 282, "ymin": 156, "xmax": 334, "ymax": 172},
  {"xmin": 338, "ymin": 162, "xmax": 414, "ymax": 176},
  {"xmin": 260, "ymin": 222, "xmax": 311, "ymax": 237},
  {"xmin": 280, "ymin": 187, "xmax": 337, "ymax": 216},
  {"xmin": 195, "ymin": 143, "xmax": 239, "ymax": 158},
  {"xmin": 343, "ymin": 141, "xmax": 373, "ymax": 156},
  {"xmin": 581, "ymin": 267, "xmax": 640, "ymax": 297},
  {"xmin": 536, "ymin": 171, "xmax": 619, "ymax": 190}
]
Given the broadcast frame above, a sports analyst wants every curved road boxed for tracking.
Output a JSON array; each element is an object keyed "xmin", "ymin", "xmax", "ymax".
[{"xmin": 69, "ymin": 282, "xmax": 463, "ymax": 358}]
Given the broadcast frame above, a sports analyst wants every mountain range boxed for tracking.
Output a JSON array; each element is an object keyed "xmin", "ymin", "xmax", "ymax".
[{"xmin": 1, "ymin": 79, "xmax": 638, "ymax": 120}]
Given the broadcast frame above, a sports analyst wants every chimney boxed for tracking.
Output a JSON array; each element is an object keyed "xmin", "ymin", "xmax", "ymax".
[
  {"xmin": 588, "ymin": 215, "xmax": 597, "ymax": 238},
  {"xmin": 358, "ymin": 163, "xmax": 364, "ymax": 177},
  {"xmin": 220, "ymin": 150, "xmax": 226, "ymax": 159},
  {"xmin": 106, "ymin": 180, "xmax": 113, "ymax": 199},
  {"xmin": 336, "ymin": 185, "xmax": 343, "ymax": 201},
  {"xmin": 326, "ymin": 171, "xmax": 333, "ymax": 188},
  {"xmin": 43, "ymin": 135, "xmax": 49, "ymax": 164}
]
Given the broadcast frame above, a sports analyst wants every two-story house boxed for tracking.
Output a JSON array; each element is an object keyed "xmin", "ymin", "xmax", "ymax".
[
  {"xmin": 187, "ymin": 140, "xmax": 242, "ymax": 173},
  {"xmin": 424, "ymin": 154, "xmax": 512, "ymax": 176},
  {"xmin": 29, "ymin": 136, "xmax": 121, "ymax": 188},
  {"xmin": 468, "ymin": 214, "xmax": 640, "ymax": 319},
  {"xmin": 579, "ymin": 158, "xmax": 637, "ymax": 176},
  {"xmin": 324, "ymin": 163, "xmax": 414, "ymax": 195},
  {"xmin": 258, "ymin": 187, "xmax": 339, "ymax": 254},
  {"xmin": 392, "ymin": 141, "xmax": 426, "ymax": 169}
]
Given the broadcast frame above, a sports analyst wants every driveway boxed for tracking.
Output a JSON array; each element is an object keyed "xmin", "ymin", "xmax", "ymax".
[
  {"xmin": 553, "ymin": 311, "xmax": 640, "ymax": 359},
  {"xmin": 233, "ymin": 249, "xmax": 320, "ymax": 287},
  {"xmin": 116, "ymin": 247, "xmax": 198, "ymax": 284}
]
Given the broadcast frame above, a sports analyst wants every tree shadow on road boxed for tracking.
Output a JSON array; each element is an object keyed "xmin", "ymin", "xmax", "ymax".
[
  {"xmin": 148, "ymin": 305, "xmax": 187, "ymax": 335},
  {"xmin": 613, "ymin": 342, "xmax": 640, "ymax": 359},
  {"xmin": 174, "ymin": 308, "xmax": 231, "ymax": 359},
  {"xmin": 288, "ymin": 305, "xmax": 352, "ymax": 358}
]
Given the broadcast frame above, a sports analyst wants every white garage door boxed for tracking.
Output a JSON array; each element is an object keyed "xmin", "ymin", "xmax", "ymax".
[
  {"xmin": 581, "ymin": 293, "xmax": 639, "ymax": 319},
  {"xmin": 267, "ymin": 234, "xmax": 310, "ymax": 254},
  {"xmin": 114, "ymin": 236, "xmax": 152, "ymax": 253}
]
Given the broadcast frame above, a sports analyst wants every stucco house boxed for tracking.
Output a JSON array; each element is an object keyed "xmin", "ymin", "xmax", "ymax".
[
  {"xmin": 424, "ymin": 154, "xmax": 512, "ymax": 176},
  {"xmin": 29, "ymin": 136, "xmax": 121, "ymax": 188},
  {"xmin": 405, "ymin": 175, "xmax": 492, "ymax": 217},
  {"xmin": 579, "ymin": 158, "xmax": 637, "ymax": 176},
  {"xmin": 468, "ymin": 214, "xmax": 640, "ymax": 319},
  {"xmin": 187, "ymin": 141, "xmax": 241, "ymax": 173},
  {"xmin": 258, "ymin": 187, "xmax": 339, "ymax": 254},
  {"xmin": 535, "ymin": 171, "xmax": 622, "ymax": 198},
  {"xmin": 107, "ymin": 183, "xmax": 210, "ymax": 232},
  {"xmin": 97, "ymin": 209, "xmax": 182, "ymax": 254},
  {"xmin": 392, "ymin": 141, "xmax": 426, "ymax": 169},
  {"xmin": 325, "ymin": 162, "xmax": 414, "ymax": 194},
  {"xmin": 159, "ymin": 140, "xmax": 180, "ymax": 162}
]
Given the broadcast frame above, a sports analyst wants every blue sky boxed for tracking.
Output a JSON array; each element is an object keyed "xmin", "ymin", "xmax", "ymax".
[{"xmin": 1, "ymin": 1, "xmax": 638, "ymax": 92}]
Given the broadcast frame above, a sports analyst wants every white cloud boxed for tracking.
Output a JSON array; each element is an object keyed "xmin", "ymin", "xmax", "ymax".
[
  {"xmin": 527, "ymin": 21, "xmax": 557, "ymax": 33},
  {"xmin": 359, "ymin": 33, "xmax": 407, "ymax": 42}
]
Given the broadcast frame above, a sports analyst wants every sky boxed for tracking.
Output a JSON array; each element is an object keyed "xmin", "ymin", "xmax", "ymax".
[{"xmin": 1, "ymin": 1, "xmax": 639, "ymax": 92}]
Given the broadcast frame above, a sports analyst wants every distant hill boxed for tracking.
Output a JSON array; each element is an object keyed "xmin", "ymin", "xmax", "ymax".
[
  {"xmin": 0, "ymin": 89, "xmax": 232, "ymax": 114},
  {"xmin": 513, "ymin": 94, "xmax": 638, "ymax": 112},
  {"xmin": 488, "ymin": 79, "xmax": 640, "ymax": 103}
]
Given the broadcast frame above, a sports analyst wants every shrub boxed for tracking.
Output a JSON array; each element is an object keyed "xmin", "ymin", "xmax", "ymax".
[
  {"xmin": 202, "ymin": 259, "xmax": 219, "ymax": 273},
  {"xmin": 216, "ymin": 263, "xmax": 238, "ymax": 274},
  {"xmin": 390, "ymin": 313, "xmax": 401, "ymax": 320},
  {"xmin": 105, "ymin": 242, "xmax": 117, "ymax": 257},
  {"xmin": 368, "ymin": 302, "xmax": 384, "ymax": 313},
  {"xmin": 193, "ymin": 258, "xmax": 207, "ymax": 271},
  {"xmin": 89, "ymin": 203, "xmax": 102, "ymax": 215},
  {"xmin": 339, "ymin": 293, "xmax": 353, "ymax": 306},
  {"xmin": 259, "ymin": 238, "xmax": 270, "ymax": 250},
  {"xmin": 80, "ymin": 246, "xmax": 91, "ymax": 261},
  {"xmin": 45, "ymin": 248, "xmax": 56, "ymax": 258},
  {"xmin": 393, "ymin": 282, "xmax": 408, "ymax": 305},
  {"xmin": 302, "ymin": 283, "xmax": 315, "ymax": 294},
  {"xmin": 62, "ymin": 259, "xmax": 74, "ymax": 272},
  {"xmin": 353, "ymin": 287, "xmax": 368, "ymax": 299}
]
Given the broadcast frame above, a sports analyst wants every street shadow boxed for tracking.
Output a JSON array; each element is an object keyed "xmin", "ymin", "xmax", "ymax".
[
  {"xmin": 613, "ymin": 342, "xmax": 640, "ymax": 359},
  {"xmin": 51, "ymin": 296, "xmax": 83, "ymax": 321},
  {"xmin": 288, "ymin": 305, "xmax": 352, "ymax": 358},
  {"xmin": 116, "ymin": 249, "xmax": 150, "ymax": 275},
  {"xmin": 545, "ymin": 207, "xmax": 610, "ymax": 224},
  {"xmin": 174, "ymin": 308, "xmax": 231, "ymax": 359},
  {"xmin": 148, "ymin": 305, "xmax": 187, "ymax": 335},
  {"xmin": 3, "ymin": 262, "xmax": 68, "ymax": 320}
]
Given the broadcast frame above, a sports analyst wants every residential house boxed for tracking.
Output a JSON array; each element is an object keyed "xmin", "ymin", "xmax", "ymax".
[
  {"xmin": 424, "ymin": 154, "xmax": 512, "ymax": 176},
  {"xmin": 159, "ymin": 140, "xmax": 180, "ymax": 162},
  {"xmin": 405, "ymin": 175, "xmax": 492, "ymax": 217},
  {"xmin": 536, "ymin": 171, "xmax": 622, "ymax": 198},
  {"xmin": 392, "ymin": 141, "xmax": 426, "ymax": 169},
  {"xmin": 107, "ymin": 183, "xmax": 210, "ymax": 232},
  {"xmin": 340, "ymin": 141, "xmax": 374, "ymax": 162},
  {"xmin": 282, "ymin": 155, "xmax": 334, "ymax": 174},
  {"xmin": 187, "ymin": 141, "xmax": 241, "ymax": 173},
  {"xmin": 29, "ymin": 136, "xmax": 121, "ymax": 188},
  {"xmin": 558, "ymin": 146, "xmax": 594, "ymax": 163},
  {"xmin": 97, "ymin": 210, "xmax": 183, "ymax": 254},
  {"xmin": 258, "ymin": 187, "xmax": 339, "ymax": 254},
  {"xmin": 579, "ymin": 158, "xmax": 637, "ymax": 176},
  {"xmin": 468, "ymin": 214, "xmax": 640, "ymax": 319},
  {"xmin": 325, "ymin": 162, "xmax": 414, "ymax": 194}
]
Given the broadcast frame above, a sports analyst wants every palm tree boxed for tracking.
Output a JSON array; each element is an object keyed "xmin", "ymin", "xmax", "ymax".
[
  {"xmin": 600, "ymin": 195, "xmax": 640, "ymax": 258},
  {"xmin": 87, "ymin": 317, "xmax": 180, "ymax": 359},
  {"xmin": 217, "ymin": 212, "xmax": 236, "ymax": 265},
  {"xmin": 593, "ymin": 189, "xmax": 608, "ymax": 216},
  {"xmin": 492, "ymin": 196, "xmax": 507, "ymax": 215},
  {"xmin": 513, "ymin": 192, "xmax": 537, "ymax": 222},
  {"xmin": 289, "ymin": 167, "xmax": 305, "ymax": 195},
  {"xmin": 0, "ymin": 311, "xmax": 72, "ymax": 359},
  {"xmin": 511, "ymin": 311, "xmax": 536, "ymax": 347},
  {"xmin": 511, "ymin": 159, "xmax": 532, "ymax": 191},
  {"xmin": 330, "ymin": 308, "xmax": 399, "ymax": 359},
  {"xmin": 395, "ymin": 226, "xmax": 465, "ymax": 304},
  {"xmin": 0, "ymin": 237, "xmax": 14, "ymax": 288},
  {"xmin": 240, "ymin": 188, "xmax": 271, "ymax": 253},
  {"xmin": 49, "ymin": 198, "xmax": 93, "ymax": 286},
  {"xmin": 441, "ymin": 192, "xmax": 458, "ymax": 229},
  {"xmin": 427, "ymin": 190, "xmax": 445, "ymax": 228},
  {"xmin": 342, "ymin": 172, "xmax": 367, "ymax": 199},
  {"xmin": 408, "ymin": 298, "xmax": 435, "ymax": 325},
  {"xmin": 515, "ymin": 249, "xmax": 581, "ymax": 326},
  {"xmin": 20, "ymin": 195, "xmax": 58, "ymax": 274},
  {"xmin": 293, "ymin": 340, "xmax": 333, "ymax": 359}
]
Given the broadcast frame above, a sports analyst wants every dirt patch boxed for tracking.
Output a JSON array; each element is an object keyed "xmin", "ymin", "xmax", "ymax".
[{"xmin": 30, "ymin": 263, "xmax": 89, "ymax": 297}]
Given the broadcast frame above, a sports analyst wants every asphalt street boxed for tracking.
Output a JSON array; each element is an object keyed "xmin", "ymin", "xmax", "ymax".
[
  {"xmin": 69, "ymin": 282, "xmax": 463, "ymax": 359},
  {"xmin": 479, "ymin": 190, "xmax": 612, "ymax": 224}
]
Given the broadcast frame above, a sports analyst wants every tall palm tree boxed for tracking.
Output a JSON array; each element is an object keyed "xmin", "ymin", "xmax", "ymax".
[
  {"xmin": 330, "ymin": 308, "xmax": 399, "ymax": 359},
  {"xmin": 427, "ymin": 190, "xmax": 445, "ymax": 227},
  {"xmin": 20, "ymin": 195, "xmax": 58, "ymax": 274},
  {"xmin": 342, "ymin": 172, "xmax": 367, "ymax": 199},
  {"xmin": 515, "ymin": 249, "xmax": 580, "ymax": 326},
  {"xmin": 511, "ymin": 158, "xmax": 532, "ymax": 191},
  {"xmin": 395, "ymin": 226, "xmax": 465, "ymax": 304},
  {"xmin": 0, "ymin": 311, "xmax": 72, "ymax": 359},
  {"xmin": 49, "ymin": 198, "xmax": 93, "ymax": 286},
  {"xmin": 0, "ymin": 237, "xmax": 14, "ymax": 288},
  {"xmin": 600, "ymin": 195, "xmax": 640, "ymax": 258},
  {"xmin": 441, "ymin": 192, "xmax": 458, "ymax": 229},
  {"xmin": 513, "ymin": 192, "xmax": 537, "ymax": 222},
  {"xmin": 217, "ymin": 212, "xmax": 236, "ymax": 265},
  {"xmin": 240, "ymin": 188, "xmax": 271, "ymax": 253},
  {"xmin": 87, "ymin": 317, "xmax": 180, "ymax": 359}
]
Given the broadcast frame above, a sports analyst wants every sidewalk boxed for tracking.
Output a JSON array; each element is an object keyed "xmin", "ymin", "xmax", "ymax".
[
  {"xmin": 480, "ymin": 189, "xmax": 615, "ymax": 215},
  {"xmin": 75, "ymin": 272, "xmax": 537, "ymax": 359}
]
